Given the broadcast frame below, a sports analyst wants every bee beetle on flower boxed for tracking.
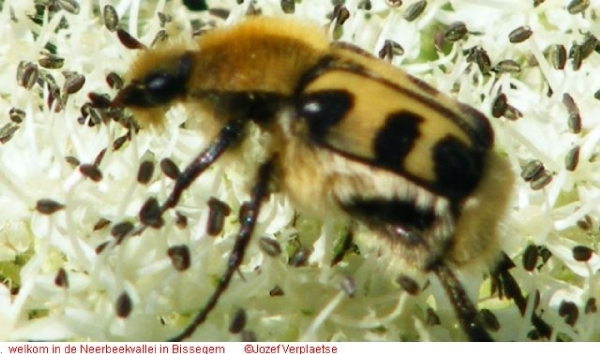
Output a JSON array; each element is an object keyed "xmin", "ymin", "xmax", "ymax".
[{"xmin": 110, "ymin": 16, "xmax": 549, "ymax": 341}]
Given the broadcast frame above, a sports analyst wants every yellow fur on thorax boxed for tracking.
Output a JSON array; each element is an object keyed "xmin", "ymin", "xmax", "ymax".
[{"xmin": 188, "ymin": 17, "xmax": 330, "ymax": 94}]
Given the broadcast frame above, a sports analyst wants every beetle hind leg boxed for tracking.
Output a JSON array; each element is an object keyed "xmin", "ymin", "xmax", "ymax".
[{"xmin": 431, "ymin": 261, "xmax": 493, "ymax": 341}]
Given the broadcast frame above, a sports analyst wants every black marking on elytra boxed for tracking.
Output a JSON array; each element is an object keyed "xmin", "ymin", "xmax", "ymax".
[
  {"xmin": 320, "ymin": 141, "xmax": 473, "ymax": 201},
  {"xmin": 458, "ymin": 103, "xmax": 494, "ymax": 149},
  {"xmin": 298, "ymin": 57, "xmax": 492, "ymax": 153},
  {"xmin": 342, "ymin": 198, "xmax": 435, "ymax": 233},
  {"xmin": 297, "ymin": 89, "xmax": 353, "ymax": 141},
  {"xmin": 433, "ymin": 136, "xmax": 484, "ymax": 200},
  {"xmin": 373, "ymin": 111, "xmax": 422, "ymax": 170}
]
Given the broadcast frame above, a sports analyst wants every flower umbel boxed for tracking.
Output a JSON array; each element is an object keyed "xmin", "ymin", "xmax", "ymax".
[{"xmin": 0, "ymin": 0, "xmax": 599, "ymax": 342}]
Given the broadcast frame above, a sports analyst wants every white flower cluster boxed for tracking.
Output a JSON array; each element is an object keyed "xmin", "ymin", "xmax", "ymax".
[{"xmin": 0, "ymin": 0, "xmax": 598, "ymax": 342}]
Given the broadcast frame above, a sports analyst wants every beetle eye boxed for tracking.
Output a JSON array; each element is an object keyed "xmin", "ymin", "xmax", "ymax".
[{"xmin": 144, "ymin": 72, "xmax": 181, "ymax": 105}]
